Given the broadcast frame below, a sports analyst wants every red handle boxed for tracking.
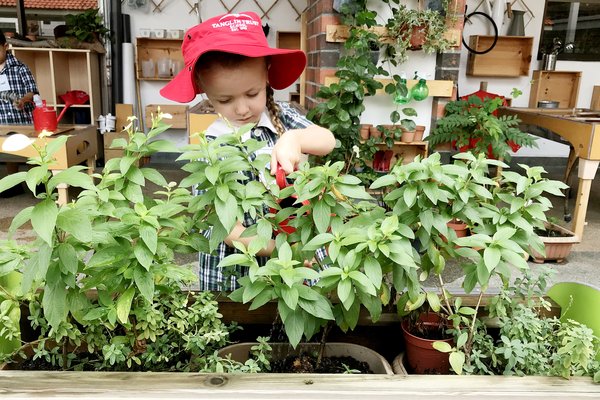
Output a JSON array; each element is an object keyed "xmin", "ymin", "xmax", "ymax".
[
  {"xmin": 275, "ymin": 164, "xmax": 288, "ymax": 189},
  {"xmin": 56, "ymin": 105, "xmax": 70, "ymax": 124}
]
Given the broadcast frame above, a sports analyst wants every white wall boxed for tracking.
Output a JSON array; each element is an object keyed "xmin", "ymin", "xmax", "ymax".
[
  {"xmin": 459, "ymin": 0, "xmax": 600, "ymax": 158},
  {"xmin": 122, "ymin": 0, "xmax": 306, "ymax": 148}
]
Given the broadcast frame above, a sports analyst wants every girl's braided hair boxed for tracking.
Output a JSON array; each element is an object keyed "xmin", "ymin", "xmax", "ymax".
[{"xmin": 195, "ymin": 51, "xmax": 285, "ymax": 136}]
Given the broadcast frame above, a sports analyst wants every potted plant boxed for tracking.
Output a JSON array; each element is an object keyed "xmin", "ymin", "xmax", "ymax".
[
  {"xmin": 433, "ymin": 268, "xmax": 600, "ymax": 382},
  {"xmin": 383, "ymin": 1, "xmax": 452, "ymax": 64},
  {"xmin": 426, "ymin": 95, "xmax": 537, "ymax": 162},
  {"xmin": 64, "ymin": 9, "xmax": 111, "ymax": 43},
  {"xmin": 0, "ymin": 114, "xmax": 269, "ymax": 373},
  {"xmin": 181, "ymin": 103, "xmax": 569, "ymax": 370},
  {"xmin": 307, "ymin": 5, "xmax": 386, "ymax": 178},
  {"xmin": 530, "ymin": 219, "xmax": 579, "ymax": 263},
  {"xmin": 371, "ymin": 153, "xmax": 569, "ymax": 374}
]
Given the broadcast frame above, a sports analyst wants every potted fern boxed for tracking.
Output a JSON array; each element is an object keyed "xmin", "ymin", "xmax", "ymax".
[{"xmin": 426, "ymin": 95, "xmax": 538, "ymax": 162}]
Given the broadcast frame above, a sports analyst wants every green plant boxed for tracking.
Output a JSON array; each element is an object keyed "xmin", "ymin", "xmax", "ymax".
[
  {"xmin": 426, "ymin": 95, "xmax": 538, "ymax": 161},
  {"xmin": 307, "ymin": 6, "xmax": 385, "ymax": 173},
  {"xmin": 179, "ymin": 107, "xmax": 568, "ymax": 351},
  {"xmin": 382, "ymin": 0, "xmax": 452, "ymax": 64},
  {"xmin": 435, "ymin": 268, "xmax": 600, "ymax": 383},
  {"xmin": 307, "ymin": 4, "xmax": 424, "ymax": 182},
  {"xmin": 0, "ymin": 112, "xmax": 268, "ymax": 372},
  {"xmin": 65, "ymin": 9, "xmax": 111, "ymax": 43}
]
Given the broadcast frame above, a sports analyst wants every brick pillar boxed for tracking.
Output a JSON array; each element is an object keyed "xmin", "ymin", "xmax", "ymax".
[
  {"xmin": 431, "ymin": 0, "xmax": 466, "ymax": 128},
  {"xmin": 304, "ymin": 0, "xmax": 340, "ymax": 110}
]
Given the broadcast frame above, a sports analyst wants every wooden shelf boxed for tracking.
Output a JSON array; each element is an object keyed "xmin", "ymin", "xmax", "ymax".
[
  {"xmin": 529, "ymin": 70, "xmax": 582, "ymax": 109},
  {"xmin": 466, "ymin": 36, "xmax": 534, "ymax": 77},
  {"xmin": 324, "ymin": 77, "xmax": 454, "ymax": 98},
  {"xmin": 9, "ymin": 46, "xmax": 101, "ymax": 124},
  {"xmin": 135, "ymin": 37, "xmax": 183, "ymax": 80},
  {"xmin": 325, "ymin": 24, "xmax": 461, "ymax": 47}
]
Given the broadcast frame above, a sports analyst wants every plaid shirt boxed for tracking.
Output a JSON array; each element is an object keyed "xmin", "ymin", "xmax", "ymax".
[
  {"xmin": 198, "ymin": 102, "xmax": 327, "ymax": 291},
  {"xmin": 0, "ymin": 52, "xmax": 38, "ymax": 124}
]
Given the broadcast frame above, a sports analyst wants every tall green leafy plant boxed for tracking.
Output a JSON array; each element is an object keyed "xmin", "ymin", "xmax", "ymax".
[
  {"xmin": 180, "ymin": 117, "xmax": 568, "ymax": 349},
  {"xmin": 0, "ymin": 114, "xmax": 269, "ymax": 372}
]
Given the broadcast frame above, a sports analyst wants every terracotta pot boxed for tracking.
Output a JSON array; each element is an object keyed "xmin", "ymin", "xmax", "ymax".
[
  {"xmin": 360, "ymin": 124, "xmax": 371, "ymax": 140},
  {"xmin": 413, "ymin": 125, "xmax": 425, "ymax": 142},
  {"xmin": 218, "ymin": 342, "xmax": 396, "ymax": 375},
  {"xmin": 530, "ymin": 223, "xmax": 580, "ymax": 263},
  {"xmin": 369, "ymin": 126, "xmax": 382, "ymax": 139},
  {"xmin": 400, "ymin": 129, "xmax": 415, "ymax": 143},
  {"xmin": 401, "ymin": 313, "xmax": 453, "ymax": 374},
  {"xmin": 409, "ymin": 25, "xmax": 427, "ymax": 50},
  {"xmin": 447, "ymin": 219, "xmax": 469, "ymax": 238}
]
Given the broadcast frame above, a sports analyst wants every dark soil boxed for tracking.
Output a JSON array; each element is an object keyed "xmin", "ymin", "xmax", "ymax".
[
  {"xmin": 271, "ymin": 354, "xmax": 372, "ymax": 374},
  {"xmin": 534, "ymin": 228, "xmax": 573, "ymax": 238}
]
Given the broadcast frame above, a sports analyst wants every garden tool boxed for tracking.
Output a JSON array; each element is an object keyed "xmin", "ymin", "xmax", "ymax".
[{"xmin": 271, "ymin": 164, "xmax": 309, "ymax": 235}]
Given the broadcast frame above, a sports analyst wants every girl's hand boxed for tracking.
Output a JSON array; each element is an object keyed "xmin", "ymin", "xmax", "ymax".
[{"xmin": 271, "ymin": 129, "xmax": 302, "ymax": 175}]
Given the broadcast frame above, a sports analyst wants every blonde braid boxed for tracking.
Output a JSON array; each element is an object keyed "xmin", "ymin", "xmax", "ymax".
[{"xmin": 266, "ymin": 85, "xmax": 285, "ymax": 136}]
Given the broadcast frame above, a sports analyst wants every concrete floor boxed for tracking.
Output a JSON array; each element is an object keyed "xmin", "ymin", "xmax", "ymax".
[{"xmin": 1, "ymin": 156, "xmax": 599, "ymax": 293}]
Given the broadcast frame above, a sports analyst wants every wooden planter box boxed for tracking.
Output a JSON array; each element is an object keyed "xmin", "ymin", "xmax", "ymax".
[{"xmin": 0, "ymin": 371, "xmax": 597, "ymax": 398}]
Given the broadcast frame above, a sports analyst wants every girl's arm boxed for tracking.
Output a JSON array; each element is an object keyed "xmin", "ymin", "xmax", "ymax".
[
  {"xmin": 271, "ymin": 125, "xmax": 335, "ymax": 174},
  {"xmin": 224, "ymin": 221, "xmax": 276, "ymax": 257}
]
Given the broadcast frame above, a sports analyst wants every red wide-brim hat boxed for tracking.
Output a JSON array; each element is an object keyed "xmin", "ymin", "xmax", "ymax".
[{"xmin": 160, "ymin": 12, "xmax": 306, "ymax": 103}]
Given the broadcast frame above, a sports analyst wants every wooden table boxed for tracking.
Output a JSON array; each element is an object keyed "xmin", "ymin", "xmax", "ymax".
[
  {"xmin": 0, "ymin": 124, "xmax": 98, "ymax": 205},
  {"xmin": 500, "ymin": 107, "xmax": 600, "ymax": 240}
]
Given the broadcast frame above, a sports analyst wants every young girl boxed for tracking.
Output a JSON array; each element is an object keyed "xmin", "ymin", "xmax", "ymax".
[{"xmin": 161, "ymin": 12, "xmax": 335, "ymax": 291}]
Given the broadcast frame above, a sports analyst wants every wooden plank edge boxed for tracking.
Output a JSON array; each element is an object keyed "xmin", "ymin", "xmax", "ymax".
[
  {"xmin": 0, "ymin": 371, "xmax": 597, "ymax": 399},
  {"xmin": 324, "ymin": 76, "xmax": 454, "ymax": 98}
]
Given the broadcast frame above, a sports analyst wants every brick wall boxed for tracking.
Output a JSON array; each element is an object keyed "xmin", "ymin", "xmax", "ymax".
[
  {"xmin": 432, "ymin": 0, "xmax": 466, "ymax": 127},
  {"xmin": 304, "ymin": 0, "xmax": 340, "ymax": 110}
]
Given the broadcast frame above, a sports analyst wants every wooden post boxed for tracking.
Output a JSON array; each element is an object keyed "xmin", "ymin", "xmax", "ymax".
[{"xmin": 571, "ymin": 158, "xmax": 600, "ymax": 240}]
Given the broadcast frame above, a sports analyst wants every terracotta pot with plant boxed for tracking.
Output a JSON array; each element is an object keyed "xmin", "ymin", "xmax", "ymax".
[{"xmin": 401, "ymin": 312, "xmax": 453, "ymax": 374}]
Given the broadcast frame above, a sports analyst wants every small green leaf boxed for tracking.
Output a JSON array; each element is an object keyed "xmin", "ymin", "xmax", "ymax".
[
  {"xmin": 449, "ymin": 351, "xmax": 465, "ymax": 375},
  {"xmin": 134, "ymin": 266, "xmax": 154, "ymax": 302},
  {"xmin": 116, "ymin": 286, "xmax": 135, "ymax": 324},
  {"xmin": 433, "ymin": 341, "xmax": 452, "ymax": 353},
  {"xmin": 31, "ymin": 199, "xmax": 58, "ymax": 245}
]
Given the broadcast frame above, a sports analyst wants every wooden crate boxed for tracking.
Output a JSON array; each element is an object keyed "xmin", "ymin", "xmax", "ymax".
[
  {"xmin": 103, "ymin": 104, "xmax": 134, "ymax": 161},
  {"xmin": 188, "ymin": 113, "xmax": 218, "ymax": 144},
  {"xmin": 145, "ymin": 104, "xmax": 188, "ymax": 129},
  {"xmin": 528, "ymin": 70, "xmax": 582, "ymax": 108},
  {"xmin": 466, "ymin": 36, "xmax": 533, "ymax": 77},
  {"xmin": 0, "ymin": 125, "xmax": 97, "ymax": 170}
]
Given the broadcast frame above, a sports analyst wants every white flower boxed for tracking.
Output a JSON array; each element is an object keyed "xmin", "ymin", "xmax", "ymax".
[
  {"xmin": 2, "ymin": 134, "xmax": 34, "ymax": 152},
  {"xmin": 352, "ymin": 145, "xmax": 360, "ymax": 158}
]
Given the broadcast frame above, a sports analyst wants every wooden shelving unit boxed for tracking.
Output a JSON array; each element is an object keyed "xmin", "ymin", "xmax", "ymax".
[
  {"xmin": 529, "ymin": 70, "xmax": 582, "ymax": 108},
  {"xmin": 466, "ymin": 36, "xmax": 534, "ymax": 77},
  {"xmin": 9, "ymin": 46, "xmax": 101, "ymax": 124},
  {"xmin": 325, "ymin": 24, "xmax": 461, "ymax": 47},
  {"xmin": 135, "ymin": 37, "xmax": 183, "ymax": 81}
]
